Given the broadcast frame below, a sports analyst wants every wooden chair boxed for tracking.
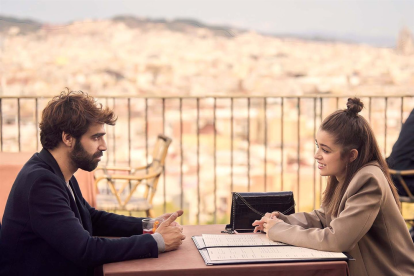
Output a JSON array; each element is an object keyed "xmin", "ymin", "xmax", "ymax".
[
  {"xmin": 389, "ymin": 168, "xmax": 414, "ymax": 226},
  {"xmin": 94, "ymin": 134, "xmax": 172, "ymax": 217}
]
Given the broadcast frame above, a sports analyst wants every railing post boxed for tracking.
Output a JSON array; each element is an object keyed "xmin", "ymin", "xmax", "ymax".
[
  {"xmin": 281, "ymin": 97, "xmax": 284, "ymax": 191},
  {"xmin": 0, "ymin": 98, "xmax": 2, "ymax": 152},
  {"xmin": 247, "ymin": 98, "xmax": 250, "ymax": 192},
  {"xmin": 297, "ymin": 98, "xmax": 300, "ymax": 211},
  {"xmin": 35, "ymin": 98, "xmax": 39, "ymax": 151},
  {"xmin": 313, "ymin": 97, "xmax": 317, "ymax": 209},
  {"xmin": 264, "ymin": 97, "xmax": 267, "ymax": 192},
  {"xmin": 18, "ymin": 98, "xmax": 21, "ymax": 152},
  {"xmin": 128, "ymin": 98, "xmax": 131, "ymax": 167},
  {"xmin": 179, "ymin": 98, "xmax": 183, "ymax": 224},
  {"xmin": 319, "ymin": 97, "xmax": 323, "ymax": 204},
  {"xmin": 196, "ymin": 98, "xmax": 200, "ymax": 225},
  {"xmin": 145, "ymin": 98, "xmax": 149, "ymax": 163},
  {"xmin": 162, "ymin": 98, "xmax": 166, "ymax": 214},
  {"xmin": 384, "ymin": 97, "xmax": 388, "ymax": 156},
  {"xmin": 369, "ymin": 97, "xmax": 372, "ymax": 123},
  {"xmin": 213, "ymin": 97, "xmax": 217, "ymax": 224},
  {"xmin": 231, "ymin": 98, "xmax": 234, "ymax": 193},
  {"xmin": 112, "ymin": 97, "xmax": 116, "ymax": 164}
]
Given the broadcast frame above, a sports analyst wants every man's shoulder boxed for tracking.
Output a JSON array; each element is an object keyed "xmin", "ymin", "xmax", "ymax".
[
  {"xmin": 18, "ymin": 154, "xmax": 57, "ymax": 182},
  {"xmin": 21, "ymin": 153, "xmax": 48, "ymax": 172}
]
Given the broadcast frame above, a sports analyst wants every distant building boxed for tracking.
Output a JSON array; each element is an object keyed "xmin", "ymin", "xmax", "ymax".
[{"xmin": 396, "ymin": 27, "xmax": 414, "ymax": 55}]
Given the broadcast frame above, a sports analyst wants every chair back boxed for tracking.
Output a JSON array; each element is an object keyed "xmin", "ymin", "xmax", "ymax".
[
  {"xmin": 94, "ymin": 134, "xmax": 172, "ymax": 217},
  {"xmin": 389, "ymin": 168, "xmax": 414, "ymax": 228},
  {"xmin": 145, "ymin": 135, "xmax": 172, "ymax": 205},
  {"xmin": 389, "ymin": 169, "xmax": 414, "ymax": 203}
]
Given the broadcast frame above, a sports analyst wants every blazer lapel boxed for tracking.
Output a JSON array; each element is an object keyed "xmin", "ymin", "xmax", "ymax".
[{"xmin": 38, "ymin": 149, "xmax": 84, "ymax": 227}]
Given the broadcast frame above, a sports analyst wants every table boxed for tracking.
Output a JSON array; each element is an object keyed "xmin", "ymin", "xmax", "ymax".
[
  {"xmin": 0, "ymin": 152, "xmax": 96, "ymax": 220},
  {"xmin": 102, "ymin": 224, "xmax": 349, "ymax": 276}
]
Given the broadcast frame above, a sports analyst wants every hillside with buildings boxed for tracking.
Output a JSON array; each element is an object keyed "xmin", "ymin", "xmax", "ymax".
[{"xmin": 0, "ymin": 16, "xmax": 413, "ymax": 97}]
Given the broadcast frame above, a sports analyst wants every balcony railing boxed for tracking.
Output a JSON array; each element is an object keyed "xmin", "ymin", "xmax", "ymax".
[{"xmin": 1, "ymin": 94, "xmax": 413, "ymax": 224}]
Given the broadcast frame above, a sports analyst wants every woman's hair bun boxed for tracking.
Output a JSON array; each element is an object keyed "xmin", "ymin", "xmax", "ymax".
[{"xmin": 346, "ymin": 97, "xmax": 363, "ymax": 116}]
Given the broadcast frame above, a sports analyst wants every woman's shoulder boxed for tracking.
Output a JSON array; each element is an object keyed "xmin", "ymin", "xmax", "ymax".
[
  {"xmin": 348, "ymin": 161, "xmax": 388, "ymax": 192},
  {"xmin": 356, "ymin": 161, "xmax": 384, "ymax": 176}
]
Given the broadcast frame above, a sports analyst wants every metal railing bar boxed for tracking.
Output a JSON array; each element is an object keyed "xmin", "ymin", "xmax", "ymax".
[
  {"xmin": 264, "ymin": 98, "xmax": 267, "ymax": 192},
  {"xmin": 2, "ymin": 94, "xmax": 413, "ymax": 100},
  {"xmin": 231, "ymin": 98, "xmax": 234, "ymax": 193},
  {"xmin": 313, "ymin": 98, "xmax": 317, "ymax": 209},
  {"xmin": 384, "ymin": 97, "xmax": 388, "ymax": 156},
  {"xmin": 162, "ymin": 98, "xmax": 166, "ymax": 214},
  {"xmin": 319, "ymin": 97, "xmax": 323, "ymax": 204},
  {"xmin": 127, "ymin": 98, "xmax": 132, "ymax": 192},
  {"xmin": 247, "ymin": 98, "xmax": 251, "ymax": 192},
  {"xmin": 35, "ymin": 99, "xmax": 39, "ymax": 151},
  {"xmin": 196, "ymin": 98, "xmax": 200, "ymax": 224},
  {"xmin": 297, "ymin": 98, "xmax": 300, "ymax": 211},
  {"xmin": 128, "ymin": 98, "xmax": 131, "ymax": 167},
  {"xmin": 112, "ymin": 98, "xmax": 116, "ymax": 164},
  {"xmin": 105, "ymin": 98, "xmax": 109, "ymax": 166},
  {"xmin": 179, "ymin": 98, "xmax": 183, "ymax": 224},
  {"xmin": 369, "ymin": 97, "xmax": 372, "ymax": 123},
  {"xmin": 281, "ymin": 97, "xmax": 284, "ymax": 191},
  {"xmin": 145, "ymin": 99, "xmax": 148, "ymax": 164},
  {"xmin": 0, "ymin": 98, "xmax": 2, "ymax": 151},
  {"xmin": 18, "ymin": 98, "xmax": 21, "ymax": 152},
  {"xmin": 213, "ymin": 97, "xmax": 217, "ymax": 224}
]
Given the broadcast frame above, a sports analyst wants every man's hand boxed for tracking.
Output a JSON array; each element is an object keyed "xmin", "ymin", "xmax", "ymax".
[
  {"xmin": 155, "ymin": 212, "xmax": 186, "ymax": 252},
  {"xmin": 156, "ymin": 210, "xmax": 184, "ymax": 231}
]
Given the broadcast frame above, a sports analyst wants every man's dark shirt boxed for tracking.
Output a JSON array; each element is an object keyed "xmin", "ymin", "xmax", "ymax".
[
  {"xmin": 0, "ymin": 149, "xmax": 158, "ymax": 276},
  {"xmin": 387, "ymin": 109, "xmax": 414, "ymax": 197}
]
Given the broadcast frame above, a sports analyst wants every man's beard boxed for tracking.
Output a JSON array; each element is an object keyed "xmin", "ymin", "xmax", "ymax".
[{"xmin": 70, "ymin": 139, "xmax": 103, "ymax": 172}]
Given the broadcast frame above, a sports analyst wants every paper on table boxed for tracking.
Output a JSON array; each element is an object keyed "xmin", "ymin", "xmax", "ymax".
[
  {"xmin": 207, "ymin": 246, "xmax": 348, "ymax": 261},
  {"xmin": 192, "ymin": 236, "xmax": 350, "ymax": 265},
  {"xmin": 202, "ymin": 234, "xmax": 285, "ymax": 247}
]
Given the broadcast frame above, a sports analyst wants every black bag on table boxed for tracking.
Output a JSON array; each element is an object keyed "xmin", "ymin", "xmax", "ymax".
[{"xmin": 224, "ymin": 192, "xmax": 295, "ymax": 234}]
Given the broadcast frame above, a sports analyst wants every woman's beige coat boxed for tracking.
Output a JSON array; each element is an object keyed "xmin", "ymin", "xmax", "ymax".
[{"xmin": 269, "ymin": 162, "xmax": 414, "ymax": 276}]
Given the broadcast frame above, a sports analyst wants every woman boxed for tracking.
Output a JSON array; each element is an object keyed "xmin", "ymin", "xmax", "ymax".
[{"xmin": 253, "ymin": 98, "xmax": 414, "ymax": 276}]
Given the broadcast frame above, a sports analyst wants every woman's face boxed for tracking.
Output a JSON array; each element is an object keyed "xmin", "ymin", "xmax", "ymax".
[{"xmin": 314, "ymin": 130, "xmax": 348, "ymax": 183}]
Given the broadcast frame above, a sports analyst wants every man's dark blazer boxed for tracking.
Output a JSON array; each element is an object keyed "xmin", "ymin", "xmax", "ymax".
[
  {"xmin": 0, "ymin": 149, "xmax": 158, "ymax": 276},
  {"xmin": 386, "ymin": 108, "xmax": 414, "ymax": 197}
]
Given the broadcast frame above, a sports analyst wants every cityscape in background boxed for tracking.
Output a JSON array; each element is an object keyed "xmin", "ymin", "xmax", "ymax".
[
  {"xmin": 0, "ymin": 16, "xmax": 413, "ymax": 97},
  {"xmin": 0, "ymin": 15, "xmax": 413, "ymax": 224}
]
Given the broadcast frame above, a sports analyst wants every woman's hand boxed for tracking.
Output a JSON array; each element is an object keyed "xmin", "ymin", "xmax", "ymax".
[
  {"xmin": 270, "ymin": 211, "xmax": 280, "ymax": 219},
  {"xmin": 252, "ymin": 212, "xmax": 282, "ymax": 236},
  {"xmin": 262, "ymin": 216, "xmax": 283, "ymax": 237},
  {"xmin": 252, "ymin": 212, "xmax": 273, "ymax": 233}
]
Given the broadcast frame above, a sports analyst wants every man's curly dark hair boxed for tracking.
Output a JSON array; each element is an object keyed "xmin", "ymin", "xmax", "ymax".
[{"xmin": 40, "ymin": 89, "xmax": 117, "ymax": 149}]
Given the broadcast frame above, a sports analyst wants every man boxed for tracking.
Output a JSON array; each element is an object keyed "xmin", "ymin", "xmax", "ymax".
[
  {"xmin": 386, "ymin": 108, "xmax": 414, "ymax": 242},
  {"xmin": 0, "ymin": 90, "xmax": 185, "ymax": 276},
  {"xmin": 387, "ymin": 108, "xmax": 414, "ymax": 197}
]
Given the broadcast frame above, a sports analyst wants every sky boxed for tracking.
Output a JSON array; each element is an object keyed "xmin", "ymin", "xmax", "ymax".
[{"xmin": 0, "ymin": 0, "xmax": 413, "ymax": 46}]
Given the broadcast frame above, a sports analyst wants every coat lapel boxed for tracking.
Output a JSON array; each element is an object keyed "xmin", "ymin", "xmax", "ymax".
[{"xmin": 38, "ymin": 149, "xmax": 84, "ymax": 227}]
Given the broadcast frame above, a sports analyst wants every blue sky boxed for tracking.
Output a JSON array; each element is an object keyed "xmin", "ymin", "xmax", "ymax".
[{"xmin": 1, "ymin": 0, "xmax": 413, "ymax": 46}]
